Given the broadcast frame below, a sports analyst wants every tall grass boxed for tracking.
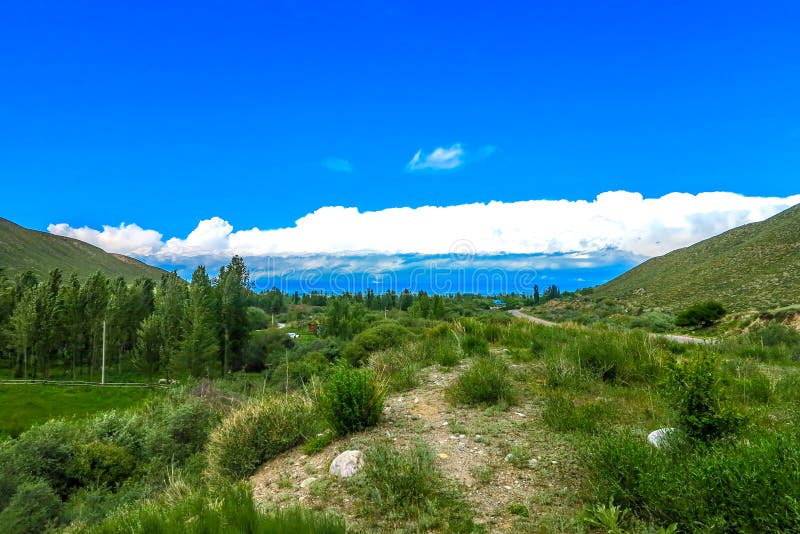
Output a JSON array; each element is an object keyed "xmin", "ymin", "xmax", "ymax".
[
  {"xmin": 206, "ymin": 394, "xmax": 317, "ymax": 479},
  {"xmin": 353, "ymin": 442, "xmax": 477, "ymax": 532},
  {"xmin": 75, "ymin": 482, "xmax": 347, "ymax": 534},
  {"xmin": 446, "ymin": 355, "xmax": 514, "ymax": 407}
]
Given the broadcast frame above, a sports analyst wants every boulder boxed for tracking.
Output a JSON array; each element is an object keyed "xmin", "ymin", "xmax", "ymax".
[
  {"xmin": 647, "ymin": 427, "xmax": 678, "ymax": 448},
  {"xmin": 329, "ymin": 450, "xmax": 364, "ymax": 478}
]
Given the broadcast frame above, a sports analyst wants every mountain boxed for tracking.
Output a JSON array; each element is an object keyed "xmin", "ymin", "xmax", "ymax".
[
  {"xmin": 0, "ymin": 217, "xmax": 167, "ymax": 282},
  {"xmin": 594, "ymin": 204, "xmax": 800, "ymax": 312}
]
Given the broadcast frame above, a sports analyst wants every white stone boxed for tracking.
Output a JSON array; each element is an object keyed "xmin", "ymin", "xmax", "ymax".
[
  {"xmin": 329, "ymin": 450, "xmax": 364, "ymax": 478},
  {"xmin": 647, "ymin": 427, "xmax": 678, "ymax": 448}
]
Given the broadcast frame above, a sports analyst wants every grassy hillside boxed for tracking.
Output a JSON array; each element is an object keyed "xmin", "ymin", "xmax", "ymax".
[
  {"xmin": 595, "ymin": 203, "xmax": 800, "ymax": 312},
  {"xmin": 0, "ymin": 217, "xmax": 166, "ymax": 281}
]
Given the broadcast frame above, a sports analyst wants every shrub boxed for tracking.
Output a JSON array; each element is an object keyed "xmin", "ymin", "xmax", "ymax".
[
  {"xmin": 360, "ymin": 442, "xmax": 440, "ymax": 512},
  {"xmin": 675, "ymin": 301, "xmax": 726, "ymax": 328},
  {"xmin": 0, "ymin": 481, "xmax": 61, "ymax": 534},
  {"xmin": 7, "ymin": 419, "xmax": 79, "ymax": 497},
  {"xmin": 422, "ymin": 335, "xmax": 461, "ymax": 368},
  {"xmin": 303, "ymin": 432, "xmax": 333, "ymax": 455},
  {"xmin": 584, "ymin": 430, "xmax": 800, "ymax": 532},
  {"xmin": 369, "ymin": 346, "xmax": 420, "ymax": 392},
  {"xmin": 629, "ymin": 311, "xmax": 676, "ymax": 333},
  {"xmin": 355, "ymin": 442, "xmax": 477, "ymax": 532},
  {"xmin": 342, "ymin": 322, "xmax": 413, "ymax": 365},
  {"xmin": 446, "ymin": 356, "xmax": 514, "ymax": 407},
  {"xmin": 78, "ymin": 483, "xmax": 346, "ymax": 534},
  {"xmin": 754, "ymin": 323, "xmax": 800, "ymax": 347},
  {"xmin": 68, "ymin": 441, "xmax": 135, "ymax": 490},
  {"xmin": 663, "ymin": 352, "xmax": 745, "ymax": 442},
  {"xmin": 461, "ymin": 334, "xmax": 490, "ymax": 357},
  {"xmin": 206, "ymin": 394, "xmax": 317, "ymax": 479},
  {"xmin": 318, "ymin": 362, "xmax": 384, "ymax": 435},
  {"xmin": 144, "ymin": 398, "xmax": 218, "ymax": 464}
]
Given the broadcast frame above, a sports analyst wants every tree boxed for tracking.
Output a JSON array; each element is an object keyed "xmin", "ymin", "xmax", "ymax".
[
  {"xmin": 217, "ymin": 256, "xmax": 250, "ymax": 372},
  {"xmin": 58, "ymin": 273, "xmax": 86, "ymax": 378},
  {"xmin": 180, "ymin": 266, "xmax": 219, "ymax": 377},
  {"xmin": 8, "ymin": 288, "xmax": 36, "ymax": 378},
  {"xmin": 31, "ymin": 269, "xmax": 63, "ymax": 379},
  {"xmin": 675, "ymin": 301, "xmax": 726, "ymax": 328},
  {"xmin": 155, "ymin": 271, "xmax": 188, "ymax": 374},
  {"xmin": 81, "ymin": 272, "xmax": 110, "ymax": 379},
  {"xmin": 323, "ymin": 297, "xmax": 366, "ymax": 339},
  {"xmin": 134, "ymin": 313, "xmax": 163, "ymax": 378},
  {"xmin": 543, "ymin": 284, "xmax": 560, "ymax": 301}
]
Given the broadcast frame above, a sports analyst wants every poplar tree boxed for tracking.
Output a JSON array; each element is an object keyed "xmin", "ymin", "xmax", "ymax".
[{"xmin": 180, "ymin": 265, "xmax": 218, "ymax": 377}]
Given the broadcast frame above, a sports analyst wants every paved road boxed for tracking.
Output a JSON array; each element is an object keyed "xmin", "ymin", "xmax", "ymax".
[{"xmin": 508, "ymin": 309, "xmax": 714, "ymax": 345}]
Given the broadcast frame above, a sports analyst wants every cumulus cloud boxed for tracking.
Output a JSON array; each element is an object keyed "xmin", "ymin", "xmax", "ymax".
[
  {"xmin": 407, "ymin": 144, "xmax": 465, "ymax": 170},
  {"xmin": 48, "ymin": 191, "xmax": 800, "ymax": 265},
  {"xmin": 322, "ymin": 157, "xmax": 353, "ymax": 173},
  {"xmin": 46, "ymin": 222, "xmax": 164, "ymax": 256}
]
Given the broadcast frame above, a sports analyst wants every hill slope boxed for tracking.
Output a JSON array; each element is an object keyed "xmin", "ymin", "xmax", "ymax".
[
  {"xmin": 595, "ymin": 203, "xmax": 800, "ymax": 312},
  {"xmin": 0, "ymin": 217, "xmax": 167, "ymax": 281}
]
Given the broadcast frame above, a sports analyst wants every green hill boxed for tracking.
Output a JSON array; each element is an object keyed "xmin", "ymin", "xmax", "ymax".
[
  {"xmin": 0, "ymin": 217, "xmax": 167, "ymax": 282},
  {"xmin": 595, "ymin": 203, "xmax": 800, "ymax": 312}
]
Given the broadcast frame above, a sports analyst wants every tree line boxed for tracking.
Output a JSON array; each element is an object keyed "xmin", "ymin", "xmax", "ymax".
[
  {"xmin": 0, "ymin": 257, "xmax": 251, "ymax": 380},
  {"xmin": 0, "ymin": 256, "xmax": 549, "ymax": 380}
]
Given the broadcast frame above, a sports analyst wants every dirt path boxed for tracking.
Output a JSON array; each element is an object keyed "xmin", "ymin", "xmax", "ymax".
[
  {"xmin": 250, "ymin": 363, "xmax": 582, "ymax": 532},
  {"xmin": 509, "ymin": 309, "xmax": 715, "ymax": 345},
  {"xmin": 508, "ymin": 309, "xmax": 557, "ymax": 327}
]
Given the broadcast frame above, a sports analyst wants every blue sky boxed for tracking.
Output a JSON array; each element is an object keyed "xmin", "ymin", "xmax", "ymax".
[{"xmin": 2, "ymin": 2, "xmax": 799, "ymax": 291}]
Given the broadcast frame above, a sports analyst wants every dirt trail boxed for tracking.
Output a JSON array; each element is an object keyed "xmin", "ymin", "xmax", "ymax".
[
  {"xmin": 509, "ymin": 309, "xmax": 715, "ymax": 345},
  {"xmin": 251, "ymin": 364, "xmax": 581, "ymax": 532}
]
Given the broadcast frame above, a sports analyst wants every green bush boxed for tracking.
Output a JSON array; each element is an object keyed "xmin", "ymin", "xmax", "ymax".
[
  {"xmin": 629, "ymin": 311, "xmax": 676, "ymax": 333},
  {"xmin": 461, "ymin": 334, "xmax": 490, "ymax": 357},
  {"xmin": 663, "ymin": 352, "xmax": 745, "ymax": 442},
  {"xmin": 361, "ymin": 442, "xmax": 440, "ymax": 512},
  {"xmin": 6, "ymin": 419, "xmax": 79, "ymax": 497},
  {"xmin": 206, "ymin": 394, "xmax": 317, "ymax": 479},
  {"xmin": 144, "ymin": 398, "xmax": 218, "ymax": 464},
  {"xmin": 318, "ymin": 362, "xmax": 384, "ymax": 435},
  {"xmin": 68, "ymin": 441, "xmax": 135, "ymax": 490},
  {"xmin": 675, "ymin": 301, "xmax": 726, "ymax": 328},
  {"xmin": 0, "ymin": 481, "xmax": 61, "ymax": 534},
  {"xmin": 753, "ymin": 323, "xmax": 800, "ymax": 347},
  {"xmin": 342, "ymin": 322, "xmax": 413, "ymax": 365},
  {"xmin": 422, "ymin": 335, "xmax": 461, "ymax": 368},
  {"xmin": 446, "ymin": 355, "xmax": 514, "ymax": 407},
  {"xmin": 584, "ymin": 431, "xmax": 800, "ymax": 532}
]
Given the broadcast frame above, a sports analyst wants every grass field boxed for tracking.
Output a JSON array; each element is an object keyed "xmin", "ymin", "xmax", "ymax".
[{"xmin": 0, "ymin": 384, "xmax": 159, "ymax": 438}]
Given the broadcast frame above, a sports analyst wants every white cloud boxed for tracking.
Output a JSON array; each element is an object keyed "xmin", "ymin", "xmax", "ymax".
[
  {"xmin": 407, "ymin": 143, "xmax": 465, "ymax": 171},
  {"xmin": 48, "ymin": 191, "xmax": 800, "ymax": 265},
  {"xmin": 322, "ymin": 157, "xmax": 353, "ymax": 173},
  {"xmin": 46, "ymin": 222, "xmax": 164, "ymax": 256}
]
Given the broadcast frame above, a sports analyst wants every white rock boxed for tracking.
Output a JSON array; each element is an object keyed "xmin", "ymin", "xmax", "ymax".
[
  {"xmin": 300, "ymin": 477, "xmax": 317, "ymax": 489},
  {"xmin": 329, "ymin": 450, "xmax": 364, "ymax": 478},
  {"xmin": 647, "ymin": 427, "xmax": 678, "ymax": 448}
]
